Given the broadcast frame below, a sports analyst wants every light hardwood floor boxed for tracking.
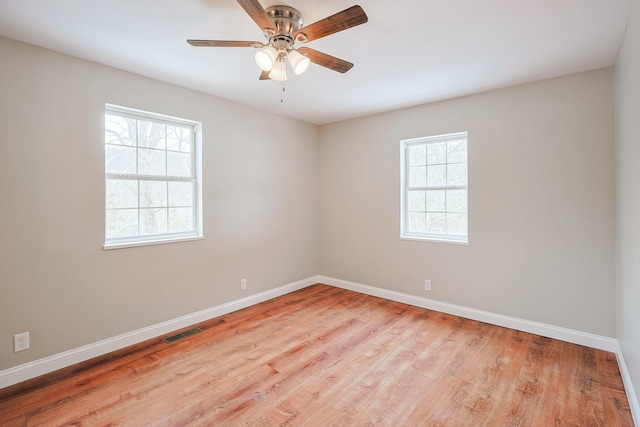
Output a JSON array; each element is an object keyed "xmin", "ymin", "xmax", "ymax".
[{"xmin": 0, "ymin": 284, "xmax": 634, "ymax": 426}]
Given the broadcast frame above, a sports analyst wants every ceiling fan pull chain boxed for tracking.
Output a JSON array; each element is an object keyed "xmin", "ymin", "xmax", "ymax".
[{"xmin": 281, "ymin": 82, "xmax": 286, "ymax": 103}]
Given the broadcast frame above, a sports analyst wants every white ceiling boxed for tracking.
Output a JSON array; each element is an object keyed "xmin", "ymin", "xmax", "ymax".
[{"xmin": 0, "ymin": 0, "xmax": 632, "ymax": 124}]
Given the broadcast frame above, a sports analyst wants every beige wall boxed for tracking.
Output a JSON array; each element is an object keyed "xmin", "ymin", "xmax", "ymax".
[
  {"xmin": 0, "ymin": 34, "xmax": 622, "ymax": 378},
  {"xmin": 615, "ymin": 0, "xmax": 640, "ymax": 407},
  {"xmin": 318, "ymin": 69, "xmax": 616, "ymax": 336},
  {"xmin": 0, "ymin": 37, "xmax": 319, "ymax": 370}
]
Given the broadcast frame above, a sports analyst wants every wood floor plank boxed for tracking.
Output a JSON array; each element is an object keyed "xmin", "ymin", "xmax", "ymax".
[{"xmin": 0, "ymin": 284, "xmax": 634, "ymax": 426}]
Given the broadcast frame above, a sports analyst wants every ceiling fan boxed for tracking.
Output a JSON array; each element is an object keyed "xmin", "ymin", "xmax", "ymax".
[{"xmin": 187, "ymin": 0, "xmax": 368, "ymax": 81}]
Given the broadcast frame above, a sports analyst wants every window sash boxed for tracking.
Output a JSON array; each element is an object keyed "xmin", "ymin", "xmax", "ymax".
[
  {"xmin": 104, "ymin": 105, "xmax": 201, "ymax": 248},
  {"xmin": 401, "ymin": 132, "xmax": 468, "ymax": 243}
]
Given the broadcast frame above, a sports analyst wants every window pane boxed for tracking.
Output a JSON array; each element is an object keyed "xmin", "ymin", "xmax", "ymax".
[
  {"xmin": 105, "ymin": 114, "xmax": 136, "ymax": 146},
  {"xmin": 447, "ymin": 163, "xmax": 467, "ymax": 186},
  {"xmin": 408, "ymin": 145, "xmax": 426, "ymax": 166},
  {"xmin": 169, "ymin": 207, "xmax": 194, "ymax": 233},
  {"xmin": 167, "ymin": 126, "xmax": 192, "ymax": 153},
  {"xmin": 446, "ymin": 213, "xmax": 467, "ymax": 236},
  {"xmin": 408, "ymin": 190, "xmax": 426, "ymax": 212},
  {"xmin": 447, "ymin": 140, "xmax": 467, "ymax": 163},
  {"xmin": 140, "ymin": 181, "xmax": 167, "ymax": 208},
  {"xmin": 446, "ymin": 189, "xmax": 467, "ymax": 213},
  {"xmin": 409, "ymin": 212, "xmax": 426, "ymax": 233},
  {"xmin": 426, "ymin": 190, "xmax": 445, "ymax": 212},
  {"xmin": 138, "ymin": 148, "xmax": 166, "ymax": 176},
  {"xmin": 140, "ymin": 208, "xmax": 168, "ymax": 235},
  {"xmin": 106, "ymin": 145, "xmax": 136, "ymax": 174},
  {"xmin": 409, "ymin": 166, "xmax": 426, "ymax": 187},
  {"xmin": 167, "ymin": 152, "xmax": 192, "ymax": 177},
  {"xmin": 138, "ymin": 121, "xmax": 165, "ymax": 149},
  {"xmin": 426, "ymin": 213, "xmax": 446, "ymax": 233},
  {"xmin": 169, "ymin": 182, "xmax": 194, "ymax": 207},
  {"xmin": 427, "ymin": 164, "xmax": 446, "ymax": 186},
  {"xmin": 427, "ymin": 142, "xmax": 446, "ymax": 165},
  {"xmin": 106, "ymin": 209, "xmax": 138, "ymax": 239},
  {"xmin": 106, "ymin": 179, "xmax": 138, "ymax": 209}
]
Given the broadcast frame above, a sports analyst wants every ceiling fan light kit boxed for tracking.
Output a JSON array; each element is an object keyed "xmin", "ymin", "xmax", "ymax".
[
  {"xmin": 287, "ymin": 49, "xmax": 311, "ymax": 75},
  {"xmin": 187, "ymin": 0, "xmax": 368, "ymax": 81},
  {"xmin": 269, "ymin": 59, "xmax": 287, "ymax": 81},
  {"xmin": 255, "ymin": 46, "xmax": 278, "ymax": 71}
]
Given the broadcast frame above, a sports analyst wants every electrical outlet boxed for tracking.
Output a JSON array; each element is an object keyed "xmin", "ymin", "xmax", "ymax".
[
  {"xmin": 424, "ymin": 280, "xmax": 432, "ymax": 291},
  {"xmin": 241, "ymin": 278, "xmax": 247, "ymax": 290},
  {"xmin": 14, "ymin": 332, "xmax": 29, "ymax": 352}
]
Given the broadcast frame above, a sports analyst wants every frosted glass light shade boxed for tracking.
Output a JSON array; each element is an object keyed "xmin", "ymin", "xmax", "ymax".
[
  {"xmin": 287, "ymin": 49, "xmax": 311, "ymax": 75},
  {"xmin": 255, "ymin": 47, "xmax": 278, "ymax": 71},
  {"xmin": 268, "ymin": 60, "xmax": 287, "ymax": 81}
]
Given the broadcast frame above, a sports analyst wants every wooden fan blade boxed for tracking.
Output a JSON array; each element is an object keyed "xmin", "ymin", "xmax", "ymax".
[
  {"xmin": 187, "ymin": 40, "xmax": 263, "ymax": 48},
  {"xmin": 294, "ymin": 5, "xmax": 367, "ymax": 42},
  {"xmin": 259, "ymin": 70, "xmax": 271, "ymax": 80},
  {"xmin": 297, "ymin": 48, "xmax": 354, "ymax": 73},
  {"xmin": 236, "ymin": 0, "xmax": 274, "ymax": 32}
]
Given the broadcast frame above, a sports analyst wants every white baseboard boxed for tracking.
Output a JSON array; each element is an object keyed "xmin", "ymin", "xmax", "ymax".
[
  {"xmin": 0, "ymin": 275, "xmax": 321, "ymax": 390},
  {"xmin": 319, "ymin": 276, "xmax": 618, "ymax": 352},
  {"xmin": 616, "ymin": 342, "xmax": 640, "ymax": 426}
]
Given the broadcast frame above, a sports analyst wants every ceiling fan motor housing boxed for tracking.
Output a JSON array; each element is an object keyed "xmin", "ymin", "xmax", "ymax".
[
  {"xmin": 265, "ymin": 6, "xmax": 303, "ymax": 35},
  {"xmin": 265, "ymin": 5, "xmax": 304, "ymax": 52}
]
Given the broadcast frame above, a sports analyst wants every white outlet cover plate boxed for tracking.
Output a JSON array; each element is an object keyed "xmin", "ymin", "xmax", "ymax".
[{"xmin": 14, "ymin": 332, "xmax": 30, "ymax": 352}]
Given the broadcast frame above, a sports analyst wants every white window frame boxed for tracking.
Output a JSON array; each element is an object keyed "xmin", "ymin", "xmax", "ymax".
[
  {"xmin": 400, "ymin": 131, "xmax": 469, "ymax": 244},
  {"xmin": 104, "ymin": 104, "xmax": 203, "ymax": 250}
]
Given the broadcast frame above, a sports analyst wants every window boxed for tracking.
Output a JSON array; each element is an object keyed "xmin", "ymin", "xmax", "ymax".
[
  {"xmin": 104, "ymin": 105, "xmax": 202, "ymax": 249},
  {"xmin": 400, "ymin": 132, "xmax": 468, "ymax": 243}
]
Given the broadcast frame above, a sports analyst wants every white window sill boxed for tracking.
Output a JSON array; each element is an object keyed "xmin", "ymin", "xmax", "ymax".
[
  {"xmin": 399, "ymin": 235, "xmax": 469, "ymax": 245},
  {"xmin": 103, "ymin": 235, "xmax": 204, "ymax": 250}
]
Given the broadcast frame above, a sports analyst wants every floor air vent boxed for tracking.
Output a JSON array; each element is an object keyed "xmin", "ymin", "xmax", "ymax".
[{"xmin": 163, "ymin": 328, "xmax": 202, "ymax": 343}]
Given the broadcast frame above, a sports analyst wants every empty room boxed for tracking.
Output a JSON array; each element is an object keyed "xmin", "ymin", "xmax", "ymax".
[{"xmin": 0, "ymin": 0, "xmax": 639, "ymax": 425}]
